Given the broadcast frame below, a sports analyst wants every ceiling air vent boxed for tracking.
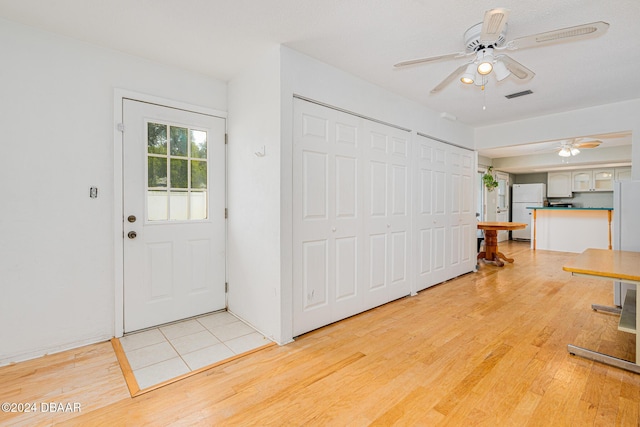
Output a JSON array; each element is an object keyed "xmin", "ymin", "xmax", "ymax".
[{"xmin": 505, "ymin": 90, "xmax": 533, "ymax": 99}]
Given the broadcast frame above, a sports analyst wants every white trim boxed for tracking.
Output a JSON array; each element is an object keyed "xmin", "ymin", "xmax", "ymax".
[
  {"xmin": 416, "ymin": 132, "xmax": 472, "ymax": 152},
  {"xmin": 293, "ymin": 94, "xmax": 412, "ymax": 132},
  {"xmin": 113, "ymin": 88, "xmax": 227, "ymax": 338}
]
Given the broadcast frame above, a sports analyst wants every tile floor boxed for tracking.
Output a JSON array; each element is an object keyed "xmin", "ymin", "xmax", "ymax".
[{"xmin": 119, "ymin": 311, "xmax": 271, "ymax": 390}]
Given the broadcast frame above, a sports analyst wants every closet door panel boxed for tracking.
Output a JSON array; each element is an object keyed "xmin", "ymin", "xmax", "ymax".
[
  {"xmin": 391, "ymin": 231, "xmax": 407, "ymax": 284},
  {"xmin": 302, "ymin": 151, "xmax": 328, "ymax": 220},
  {"xmin": 302, "ymin": 240, "xmax": 329, "ymax": 311},
  {"xmin": 369, "ymin": 233, "xmax": 387, "ymax": 291},
  {"xmin": 295, "ymin": 99, "xmax": 413, "ymax": 335},
  {"xmin": 294, "ymin": 100, "xmax": 363, "ymax": 335},
  {"xmin": 335, "ymin": 236, "xmax": 357, "ymax": 301},
  {"xmin": 413, "ymin": 135, "xmax": 475, "ymax": 290}
]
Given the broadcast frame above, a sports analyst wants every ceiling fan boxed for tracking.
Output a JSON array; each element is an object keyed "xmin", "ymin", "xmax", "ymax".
[
  {"xmin": 557, "ymin": 138, "xmax": 602, "ymax": 157},
  {"xmin": 394, "ymin": 8, "xmax": 609, "ymax": 93}
]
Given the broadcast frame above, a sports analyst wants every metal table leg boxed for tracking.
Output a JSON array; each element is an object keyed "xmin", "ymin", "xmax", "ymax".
[
  {"xmin": 567, "ymin": 344, "xmax": 640, "ymax": 374},
  {"xmin": 591, "ymin": 304, "xmax": 622, "ymax": 314}
]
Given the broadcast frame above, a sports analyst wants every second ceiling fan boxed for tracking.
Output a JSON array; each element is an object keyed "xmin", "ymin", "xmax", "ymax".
[
  {"xmin": 557, "ymin": 138, "xmax": 602, "ymax": 157},
  {"xmin": 394, "ymin": 8, "xmax": 609, "ymax": 93}
]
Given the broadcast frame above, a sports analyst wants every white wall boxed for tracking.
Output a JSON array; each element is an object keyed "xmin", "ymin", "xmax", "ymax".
[
  {"xmin": 227, "ymin": 47, "xmax": 283, "ymax": 342},
  {"xmin": 0, "ymin": 19, "xmax": 227, "ymax": 365},
  {"xmin": 475, "ymin": 100, "xmax": 640, "ymax": 179}
]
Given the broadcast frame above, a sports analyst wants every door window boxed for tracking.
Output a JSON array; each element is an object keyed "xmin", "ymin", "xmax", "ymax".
[{"xmin": 147, "ymin": 122, "xmax": 208, "ymax": 221}]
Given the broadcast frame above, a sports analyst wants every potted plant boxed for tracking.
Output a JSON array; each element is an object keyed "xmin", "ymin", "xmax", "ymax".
[{"xmin": 483, "ymin": 166, "xmax": 499, "ymax": 191}]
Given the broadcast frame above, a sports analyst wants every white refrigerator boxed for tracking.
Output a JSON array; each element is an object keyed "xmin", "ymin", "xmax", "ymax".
[
  {"xmin": 613, "ymin": 180, "xmax": 640, "ymax": 306},
  {"xmin": 511, "ymin": 183, "xmax": 546, "ymax": 240}
]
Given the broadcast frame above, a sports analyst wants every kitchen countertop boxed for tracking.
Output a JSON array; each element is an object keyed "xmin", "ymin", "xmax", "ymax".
[{"xmin": 526, "ymin": 207, "xmax": 613, "ymax": 210}]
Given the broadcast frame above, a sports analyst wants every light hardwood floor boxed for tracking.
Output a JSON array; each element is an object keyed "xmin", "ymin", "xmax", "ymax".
[{"xmin": 2, "ymin": 241, "xmax": 639, "ymax": 426}]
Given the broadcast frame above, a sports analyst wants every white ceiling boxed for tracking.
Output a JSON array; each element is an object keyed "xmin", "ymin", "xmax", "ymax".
[{"xmin": 1, "ymin": 0, "xmax": 638, "ymax": 159}]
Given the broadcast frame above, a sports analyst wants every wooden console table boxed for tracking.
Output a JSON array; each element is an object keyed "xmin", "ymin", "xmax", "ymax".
[
  {"xmin": 477, "ymin": 222, "xmax": 527, "ymax": 267},
  {"xmin": 563, "ymin": 248, "xmax": 640, "ymax": 374}
]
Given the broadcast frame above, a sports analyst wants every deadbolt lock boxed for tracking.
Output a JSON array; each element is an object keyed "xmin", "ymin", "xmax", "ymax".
[{"xmin": 127, "ymin": 215, "xmax": 136, "ymax": 223}]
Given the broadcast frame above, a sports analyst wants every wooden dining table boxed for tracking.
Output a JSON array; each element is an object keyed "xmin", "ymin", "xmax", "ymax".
[{"xmin": 477, "ymin": 221, "xmax": 527, "ymax": 267}]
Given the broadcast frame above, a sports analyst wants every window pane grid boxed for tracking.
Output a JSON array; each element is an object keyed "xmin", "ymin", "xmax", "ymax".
[{"xmin": 146, "ymin": 122, "xmax": 208, "ymax": 221}]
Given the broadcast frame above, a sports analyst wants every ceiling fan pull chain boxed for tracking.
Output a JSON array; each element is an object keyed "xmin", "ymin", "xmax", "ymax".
[{"xmin": 482, "ymin": 76, "xmax": 487, "ymax": 110}]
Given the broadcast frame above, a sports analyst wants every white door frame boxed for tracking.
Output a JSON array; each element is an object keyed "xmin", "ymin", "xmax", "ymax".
[
  {"xmin": 477, "ymin": 165, "xmax": 488, "ymax": 222},
  {"xmin": 495, "ymin": 171, "xmax": 510, "ymax": 241},
  {"xmin": 113, "ymin": 89, "xmax": 227, "ymax": 338}
]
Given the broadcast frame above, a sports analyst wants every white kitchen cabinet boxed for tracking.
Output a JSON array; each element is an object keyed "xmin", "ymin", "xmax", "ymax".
[
  {"xmin": 547, "ymin": 172, "xmax": 572, "ymax": 197},
  {"xmin": 572, "ymin": 168, "xmax": 614, "ymax": 192},
  {"xmin": 571, "ymin": 170, "xmax": 591, "ymax": 192},
  {"xmin": 615, "ymin": 167, "xmax": 632, "ymax": 181},
  {"xmin": 593, "ymin": 169, "xmax": 615, "ymax": 190}
]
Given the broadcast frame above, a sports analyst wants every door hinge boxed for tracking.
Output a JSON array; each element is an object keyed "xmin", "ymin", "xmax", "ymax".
[
  {"xmin": 225, "ymin": 282, "xmax": 229, "ymax": 292},
  {"xmin": 117, "ymin": 123, "xmax": 125, "ymax": 132},
  {"xmin": 225, "ymin": 134, "xmax": 228, "ymax": 145},
  {"xmin": 225, "ymin": 208, "xmax": 228, "ymax": 219}
]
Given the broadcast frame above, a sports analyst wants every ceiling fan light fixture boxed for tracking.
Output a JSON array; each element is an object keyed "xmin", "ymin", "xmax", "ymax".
[
  {"xmin": 493, "ymin": 59, "xmax": 511, "ymax": 81},
  {"xmin": 477, "ymin": 61, "xmax": 493, "ymax": 75},
  {"xmin": 558, "ymin": 141, "xmax": 581, "ymax": 157},
  {"xmin": 558, "ymin": 147, "xmax": 571, "ymax": 157},
  {"xmin": 476, "ymin": 49, "xmax": 494, "ymax": 75},
  {"xmin": 460, "ymin": 63, "xmax": 476, "ymax": 84}
]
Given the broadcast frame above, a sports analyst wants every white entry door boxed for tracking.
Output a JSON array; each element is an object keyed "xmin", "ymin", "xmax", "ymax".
[{"xmin": 122, "ymin": 99, "xmax": 226, "ymax": 333}]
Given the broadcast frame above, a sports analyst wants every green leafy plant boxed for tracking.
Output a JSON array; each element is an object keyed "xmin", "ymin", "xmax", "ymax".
[{"xmin": 483, "ymin": 166, "xmax": 499, "ymax": 192}]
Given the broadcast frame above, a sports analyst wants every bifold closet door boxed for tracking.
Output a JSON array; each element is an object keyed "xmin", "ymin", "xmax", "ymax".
[
  {"xmin": 447, "ymin": 146, "xmax": 475, "ymax": 278},
  {"xmin": 292, "ymin": 100, "xmax": 364, "ymax": 336},
  {"xmin": 362, "ymin": 120, "xmax": 411, "ymax": 310},
  {"xmin": 414, "ymin": 136, "xmax": 448, "ymax": 290},
  {"xmin": 413, "ymin": 135, "xmax": 475, "ymax": 291},
  {"xmin": 292, "ymin": 99, "xmax": 411, "ymax": 336}
]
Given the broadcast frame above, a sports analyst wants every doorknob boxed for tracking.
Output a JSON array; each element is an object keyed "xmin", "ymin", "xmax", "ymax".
[{"xmin": 127, "ymin": 231, "xmax": 137, "ymax": 239}]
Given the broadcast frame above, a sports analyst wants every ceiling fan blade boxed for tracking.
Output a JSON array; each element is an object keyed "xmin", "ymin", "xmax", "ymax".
[
  {"xmin": 480, "ymin": 8, "xmax": 510, "ymax": 44},
  {"xmin": 574, "ymin": 140, "xmax": 602, "ymax": 149},
  {"xmin": 430, "ymin": 63, "xmax": 470, "ymax": 93},
  {"xmin": 507, "ymin": 21, "xmax": 609, "ymax": 50},
  {"xmin": 498, "ymin": 55, "xmax": 535, "ymax": 80},
  {"xmin": 394, "ymin": 51, "xmax": 468, "ymax": 68}
]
